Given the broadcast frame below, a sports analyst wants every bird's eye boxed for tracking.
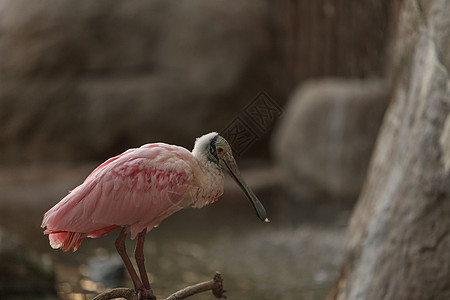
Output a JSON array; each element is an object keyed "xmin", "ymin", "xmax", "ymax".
[{"xmin": 217, "ymin": 147, "xmax": 223, "ymax": 153}]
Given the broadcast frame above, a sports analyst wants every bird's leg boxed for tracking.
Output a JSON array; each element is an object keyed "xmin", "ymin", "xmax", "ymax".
[
  {"xmin": 115, "ymin": 228, "xmax": 145, "ymax": 294},
  {"xmin": 135, "ymin": 229, "xmax": 151, "ymax": 290}
]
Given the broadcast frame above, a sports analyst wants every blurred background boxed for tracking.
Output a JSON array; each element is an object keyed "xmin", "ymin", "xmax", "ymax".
[{"xmin": 0, "ymin": 0, "xmax": 399, "ymax": 299}]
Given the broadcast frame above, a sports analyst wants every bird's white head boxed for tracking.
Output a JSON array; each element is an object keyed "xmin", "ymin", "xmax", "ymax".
[{"xmin": 193, "ymin": 132, "xmax": 269, "ymax": 223}]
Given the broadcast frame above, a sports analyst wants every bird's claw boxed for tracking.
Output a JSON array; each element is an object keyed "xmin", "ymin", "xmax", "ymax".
[{"xmin": 136, "ymin": 287, "xmax": 156, "ymax": 300}]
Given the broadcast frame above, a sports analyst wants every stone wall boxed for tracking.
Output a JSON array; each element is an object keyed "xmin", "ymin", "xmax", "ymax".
[{"xmin": 0, "ymin": 0, "xmax": 280, "ymax": 163}]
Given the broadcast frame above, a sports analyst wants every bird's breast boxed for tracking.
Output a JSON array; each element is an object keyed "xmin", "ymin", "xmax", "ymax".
[{"xmin": 190, "ymin": 162, "xmax": 224, "ymax": 208}]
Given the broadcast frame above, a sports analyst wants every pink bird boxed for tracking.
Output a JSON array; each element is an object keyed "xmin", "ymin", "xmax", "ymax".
[{"xmin": 41, "ymin": 132, "xmax": 268, "ymax": 300}]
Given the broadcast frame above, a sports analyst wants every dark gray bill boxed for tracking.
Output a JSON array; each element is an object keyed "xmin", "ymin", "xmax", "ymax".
[{"xmin": 223, "ymin": 155, "xmax": 269, "ymax": 222}]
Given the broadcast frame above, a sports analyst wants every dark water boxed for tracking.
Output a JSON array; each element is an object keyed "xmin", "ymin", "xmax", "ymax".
[{"xmin": 0, "ymin": 164, "xmax": 350, "ymax": 300}]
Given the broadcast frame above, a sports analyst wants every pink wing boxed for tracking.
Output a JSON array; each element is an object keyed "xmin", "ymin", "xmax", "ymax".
[{"xmin": 42, "ymin": 143, "xmax": 195, "ymax": 251}]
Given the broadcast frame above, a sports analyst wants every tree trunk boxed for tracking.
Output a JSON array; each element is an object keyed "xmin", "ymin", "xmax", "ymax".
[{"xmin": 329, "ymin": 0, "xmax": 450, "ymax": 299}]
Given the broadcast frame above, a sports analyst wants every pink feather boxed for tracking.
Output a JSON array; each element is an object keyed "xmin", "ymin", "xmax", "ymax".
[{"xmin": 41, "ymin": 143, "xmax": 216, "ymax": 251}]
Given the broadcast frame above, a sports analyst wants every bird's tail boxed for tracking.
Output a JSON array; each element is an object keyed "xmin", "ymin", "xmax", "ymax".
[
  {"xmin": 44, "ymin": 230, "xmax": 84, "ymax": 252},
  {"xmin": 43, "ymin": 225, "xmax": 120, "ymax": 252}
]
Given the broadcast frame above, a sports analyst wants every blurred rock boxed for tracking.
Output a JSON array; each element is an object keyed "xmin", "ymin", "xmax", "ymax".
[
  {"xmin": 272, "ymin": 78, "xmax": 389, "ymax": 201},
  {"xmin": 0, "ymin": 0, "xmax": 280, "ymax": 163},
  {"xmin": 0, "ymin": 227, "xmax": 56, "ymax": 299}
]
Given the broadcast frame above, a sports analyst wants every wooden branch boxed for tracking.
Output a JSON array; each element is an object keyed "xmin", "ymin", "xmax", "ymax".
[
  {"xmin": 166, "ymin": 272, "xmax": 225, "ymax": 300},
  {"xmin": 93, "ymin": 272, "xmax": 226, "ymax": 300},
  {"xmin": 93, "ymin": 288, "xmax": 137, "ymax": 300}
]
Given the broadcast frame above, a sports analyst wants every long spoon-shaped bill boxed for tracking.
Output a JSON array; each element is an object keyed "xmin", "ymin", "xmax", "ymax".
[{"xmin": 222, "ymin": 155, "xmax": 269, "ymax": 222}]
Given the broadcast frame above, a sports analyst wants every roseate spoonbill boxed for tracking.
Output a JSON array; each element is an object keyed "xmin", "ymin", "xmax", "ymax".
[{"xmin": 41, "ymin": 132, "xmax": 268, "ymax": 300}]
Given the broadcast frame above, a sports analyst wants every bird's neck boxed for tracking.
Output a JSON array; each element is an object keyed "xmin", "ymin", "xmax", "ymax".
[{"xmin": 191, "ymin": 154, "xmax": 224, "ymax": 208}]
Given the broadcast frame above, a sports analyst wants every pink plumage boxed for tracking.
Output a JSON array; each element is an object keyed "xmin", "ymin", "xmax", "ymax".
[{"xmin": 42, "ymin": 141, "xmax": 223, "ymax": 252}]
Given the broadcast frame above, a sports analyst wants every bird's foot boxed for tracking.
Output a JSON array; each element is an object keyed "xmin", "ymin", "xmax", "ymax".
[{"xmin": 136, "ymin": 287, "xmax": 156, "ymax": 300}]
